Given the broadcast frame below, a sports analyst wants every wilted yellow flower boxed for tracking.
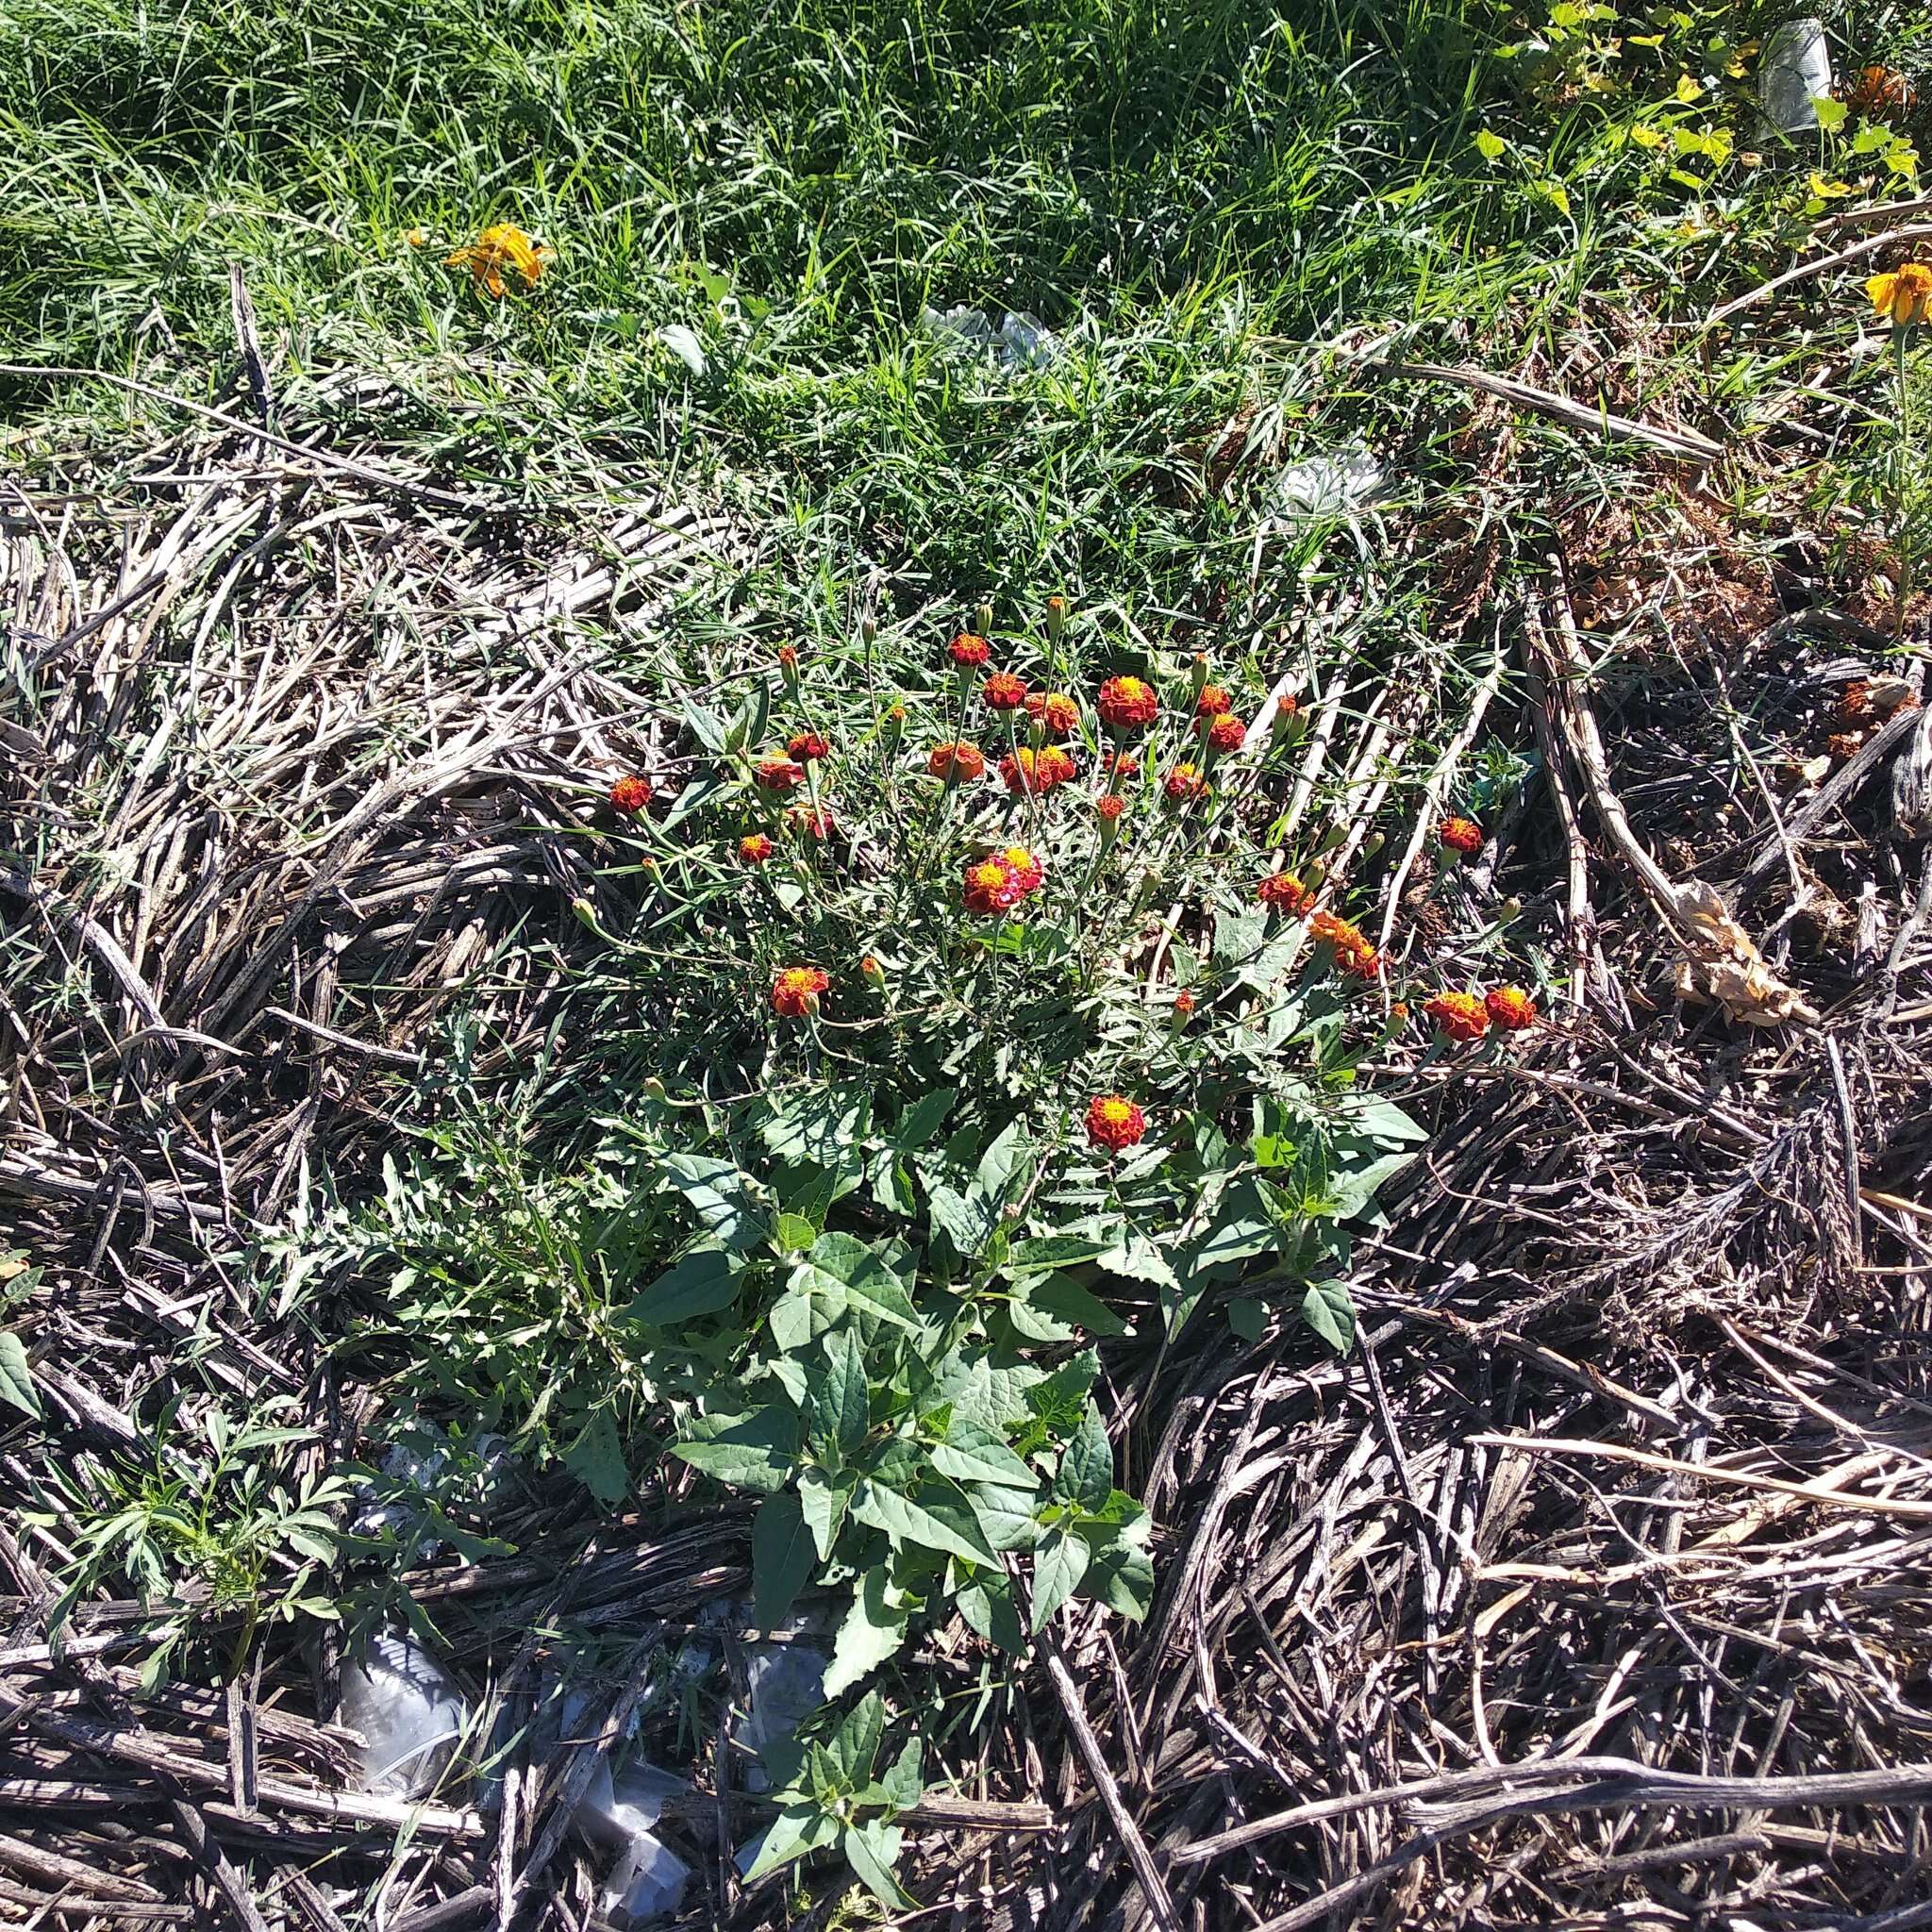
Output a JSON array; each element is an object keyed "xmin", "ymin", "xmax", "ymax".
[
  {"xmin": 447, "ymin": 223, "xmax": 554, "ymax": 297},
  {"xmin": 404, "ymin": 227, "xmax": 427, "ymax": 248},
  {"xmin": 1867, "ymin": 262, "xmax": 1932, "ymax": 327}
]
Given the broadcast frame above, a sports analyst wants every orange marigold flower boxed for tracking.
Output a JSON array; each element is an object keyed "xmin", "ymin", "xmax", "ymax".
[
  {"xmin": 1341, "ymin": 944, "xmax": 1382, "ymax": 983},
  {"xmin": 948, "ymin": 631, "xmax": 991, "ymax": 668},
  {"xmin": 1424, "ymin": 991, "xmax": 1490, "ymax": 1041},
  {"xmin": 446, "ymin": 222, "xmax": 554, "ymax": 297},
  {"xmin": 772, "ymin": 965, "xmax": 829, "ymax": 1017},
  {"xmin": 999, "ymin": 844, "xmax": 1044, "ymax": 895},
  {"xmin": 1025, "ymin": 691, "xmax": 1081, "ymax": 739},
  {"xmin": 1086, "ymin": 1093, "xmax": 1148, "ymax": 1152},
  {"xmin": 608, "ymin": 774, "xmax": 651, "ymax": 814},
  {"xmin": 1096, "ymin": 791, "xmax": 1125, "ymax": 821},
  {"xmin": 787, "ymin": 730, "xmax": 830, "ymax": 762},
  {"xmin": 1869, "ymin": 262, "xmax": 1932, "ymax": 328},
  {"xmin": 1102, "ymin": 749, "xmax": 1140, "ymax": 778},
  {"xmin": 1257, "ymin": 870, "xmax": 1315, "ymax": 914},
  {"xmin": 983, "ymin": 670, "xmax": 1030, "ymax": 710},
  {"xmin": 1163, "ymin": 762, "xmax": 1206, "ymax": 802},
  {"xmin": 754, "ymin": 758, "xmax": 806, "ymax": 793},
  {"xmin": 777, "ymin": 643, "xmax": 798, "ymax": 671},
  {"xmin": 1000, "ymin": 745, "xmax": 1076, "ymax": 795},
  {"xmin": 1309, "ymin": 910, "xmax": 1376, "ymax": 975},
  {"xmin": 928, "ymin": 741, "xmax": 986, "ymax": 781},
  {"xmin": 786, "ymin": 804, "xmax": 836, "ymax": 840},
  {"xmin": 1174, "ymin": 990, "xmax": 1195, "ymax": 1018},
  {"xmin": 962, "ymin": 856, "xmax": 1024, "ymax": 915},
  {"xmin": 1097, "ymin": 675, "xmax": 1158, "ymax": 730},
  {"xmin": 860, "ymin": 954, "xmax": 885, "ymax": 984},
  {"xmin": 1440, "ymin": 816, "xmax": 1484, "ymax": 856},
  {"xmin": 1208, "ymin": 714, "xmax": 1246, "ymax": 754},
  {"xmin": 738, "ymin": 833, "xmax": 774, "ymax": 864},
  {"xmin": 1195, "ymin": 684, "xmax": 1233, "ymax": 719},
  {"xmin": 1485, "ymin": 985, "xmax": 1539, "ymax": 1031}
]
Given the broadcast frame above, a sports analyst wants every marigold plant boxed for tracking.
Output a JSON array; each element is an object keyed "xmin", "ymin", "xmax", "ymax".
[
  {"xmin": 1439, "ymin": 816, "xmax": 1483, "ymax": 856},
  {"xmin": 928, "ymin": 741, "xmax": 986, "ymax": 782},
  {"xmin": 755, "ymin": 758, "xmax": 807, "ymax": 793},
  {"xmin": 788, "ymin": 730, "xmax": 831, "ymax": 762},
  {"xmin": 1424, "ymin": 991, "xmax": 1489, "ymax": 1041},
  {"xmin": 1869, "ymin": 262, "xmax": 1932, "ymax": 328},
  {"xmin": 608, "ymin": 774, "xmax": 651, "ymax": 814},
  {"xmin": 771, "ymin": 965, "xmax": 829, "ymax": 1016},
  {"xmin": 983, "ymin": 671, "xmax": 1029, "ymax": 710},
  {"xmin": 1485, "ymin": 985, "xmax": 1539, "ymax": 1031},
  {"xmin": 1098, "ymin": 675, "xmax": 1158, "ymax": 730},
  {"xmin": 1257, "ymin": 870, "xmax": 1314, "ymax": 914},
  {"xmin": 446, "ymin": 222, "xmax": 554, "ymax": 296},
  {"xmin": 738, "ymin": 833, "xmax": 775, "ymax": 865},
  {"xmin": 1086, "ymin": 1093, "xmax": 1147, "ymax": 1151},
  {"xmin": 946, "ymin": 632, "xmax": 991, "ymax": 668}
]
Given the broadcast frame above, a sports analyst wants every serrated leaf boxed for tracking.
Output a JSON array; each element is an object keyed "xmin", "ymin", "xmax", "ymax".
[
  {"xmin": 659, "ymin": 1153, "xmax": 764, "ymax": 1251},
  {"xmin": 1030, "ymin": 1527, "xmax": 1091, "ymax": 1633},
  {"xmin": 562, "ymin": 1411, "xmax": 628, "ymax": 1506},
  {"xmin": 761, "ymin": 1083, "xmax": 872, "ymax": 1167},
  {"xmin": 1300, "ymin": 1278, "xmax": 1356, "ymax": 1353},
  {"xmin": 852, "ymin": 1477, "xmax": 997, "ymax": 1566},
  {"xmin": 1097, "ymin": 1235, "xmax": 1179, "ymax": 1290},
  {"xmin": 823, "ymin": 1569, "xmax": 908, "ymax": 1699},
  {"xmin": 926, "ymin": 1183, "xmax": 999, "ymax": 1258},
  {"xmin": 624, "ymin": 1246, "xmax": 741, "ymax": 1324},
  {"xmin": 929, "ymin": 1417, "xmax": 1035, "ymax": 1488},
  {"xmin": 751, "ymin": 1491, "xmax": 815, "ymax": 1631},
  {"xmin": 1054, "ymin": 1403, "xmax": 1114, "ymax": 1511},
  {"xmin": 0, "ymin": 1333, "xmax": 40, "ymax": 1420},
  {"xmin": 975, "ymin": 1117, "xmax": 1032, "ymax": 1200},
  {"xmin": 1004, "ymin": 1234, "xmax": 1110, "ymax": 1274}
]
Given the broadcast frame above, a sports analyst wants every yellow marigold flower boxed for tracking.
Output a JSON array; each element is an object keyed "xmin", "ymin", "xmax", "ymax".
[
  {"xmin": 447, "ymin": 223, "xmax": 555, "ymax": 298},
  {"xmin": 1867, "ymin": 262, "xmax": 1932, "ymax": 328}
]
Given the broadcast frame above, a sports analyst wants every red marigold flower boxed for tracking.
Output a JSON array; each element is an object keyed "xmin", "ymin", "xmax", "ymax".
[
  {"xmin": 928, "ymin": 741, "xmax": 986, "ymax": 781},
  {"xmin": 1086, "ymin": 1093, "xmax": 1147, "ymax": 1152},
  {"xmin": 998, "ymin": 844, "xmax": 1044, "ymax": 896},
  {"xmin": 754, "ymin": 758, "xmax": 806, "ymax": 793},
  {"xmin": 608, "ymin": 774, "xmax": 651, "ymax": 814},
  {"xmin": 1341, "ymin": 944, "xmax": 1382, "ymax": 983},
  {"xmin": 1097, "ymin": 675, "xmax": 1158, "ymax": 730},
  {"xmin": 1424, "ymin": 991, "xmax": 1490, "ymax": 1041},
  {"xmin": 1163, "ymin": 762, "xmax": 1206, "ymax": 802},
  {"xmin": 1096, "ymin": 791, "xmax": 1125, "ymax": 821},
  {"xmin": 962, "ymin": 856, "xmax": 1024, "ymax": 915},
  {"xmin": 1257, "ymin": 870, "xmax": 1314, "ymax": 914},
  {"xmin": 1309, "ymin": 910, "xmax": 1377, "ymax": 978},
  {"xmin": 1208, "ymin": 714, "xmax": 1246, "ymax": 754},
  {"xmin": 787, "ymin": 730, "xmax": 830, "ymax": 762},
  {"xmin": 1024, "ymin": 691, "xmax": 1081, "ymax": 739},
  {"xmin": 738, "ymin": 833, "xmax": 774, "ymax": 864},
  {"xmin": 786, "ymin": 804, "xmax": 836, "ymax": 840},
  {"xmin": 1439, "ymin": 816, "xmax": 1484, "ymax": 856},
  {"xmin": 1174, "ymin": 990, "xmax": 1195, "ymax": 1018},
  {"xmin": 777, "ymin": 643, "xmax": 798, "ymax": 670},
  {"xmin": 1195, "ymin": 684, "xmax": 1232, "ymax": 719},
  {"xmin": 1103, "ymin": 749, "xmax": 1140, "ymax": 778},
  {"xmin": 1000, "ymin": 745, "xmax": 1075, "ymax": 795},
  {"xmin": 1485, "ymin": 985, "xmax": 1539, "ymax": 1031},
  {"xmin": 772, "ymin": 965, "xmax": 829, "ymax": 1017},
  {"xmin": 983, "ymin": 670, "xmax": 1030, "ymax": 710},
  {"xmin": 948, "ymin": 631, "xmax": 991, "ymax": 668}
]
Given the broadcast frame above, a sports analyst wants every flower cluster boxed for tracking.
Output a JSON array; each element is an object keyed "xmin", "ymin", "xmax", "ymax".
[
  {"xmin": 1098, "ymin": 675, "xmax": 1158, "ymax": 730},
  {"xmin": 983, "ymin": 671, "xmax": 1029, "ymax": 711},
  {"xmin": 1424, "ymin": 984, "xmax": 1540, "ymax": 1042},
  {"xmin": 1026, "ymin": 691, "xmax": 1081, "ymax": 738}
]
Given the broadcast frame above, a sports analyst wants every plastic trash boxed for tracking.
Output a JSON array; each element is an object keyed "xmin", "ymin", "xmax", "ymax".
[
  {"xmin": 735, "ymin": 1641, "xmax": 829, "ymax": 1793},
  {"xmin": 1266, "ymin": 443, "xmax": 1387, "ymax": 523},
  {"xmin": 921, "ymin": 305, "xmax": 1059, "ymax": 372},
  {"xmin": 601, "ymin": 1831, "xmax": 691, "ymax": 1925},
  {"xmin": 1760, "ymin": 18, "xmax": 1831, "ymax": 133},
  {"xmin": 340, "ymin": 1629, "xmax": 468, "ymax": 1798}
]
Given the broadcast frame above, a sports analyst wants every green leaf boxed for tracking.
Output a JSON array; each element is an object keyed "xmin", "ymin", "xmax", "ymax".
[
  {"xmin": 1474, "ymin": 127, "xmax": 1507, "ymax": 161},
  {"xmin": 852, "ymin": 1478, "xmax": 997, "ymax": 1566},
  {"xmin": 761, "ymin": 1083, "xmax": 872, "ymax": 1167},
  {"xmin": 926, "ymin": 1183, "xmax": 999, "ymax": 1259},
  {"xmin": 823, "ymin": 1569, "xmax": 909, "ymax": 1698},
  {"xmin": 811, "ymin": 1328, "xmax": 872, "ymax": 1463},
  {"xmin": 1004, "ymin": 1234, "xmax": 1110, "ymax": 1274},
  {"xmin": 751, "ymin": 1491, "xmax": 815, "ymax": 1631},
  {"xmin": 967, "ymin": 1482, "xmax": 1043, "ymax": 1553},
  {"xmin": 798, "ymin": 1465, "xmax": 852, "ymax": 1562},
  {"xmin": 929, "ymin": 1417, "xmax": 1035, "ymax": 1489},
  {"xmin": 682, "ymin": 700, "xmax": 729, "ymax": 753},
  {"xmin": 624, "ymin": 1246, "xmax": 742, "ymax": 1324},
  {"xmin": 0, "ymin": 1333, "xmax": 40, "ymax": 1420},
  {"xmin": 562, "ymin": 1411, "xmax": 628, "ymax": 1506},
  {"xmin": 742, "ymin": 1802, "xmax": 840, "ymax": 1884},
  {"xmin": 774, "ymin": 1213, "xmax": 818, "ymax": 1252},
  {"xmin": 1300, "ymin": 1279, "xmax": 1356, "ymax": 1353},
  {"xmin": 673, "ymin": 1406, "xmax": 798, "ymax": 1493},
  {"xmin": 1228, "ymin": 1297, "xmax": 1266, "ymax": 1341},
  {"xmin": 956, "ymin": 1568, "xmax": 1026, "ymax": 1650},
  {"xmin": 659, "ymin": 1154, "xmax": 765, "ymax": 1252},
  {"xmin": 1023, "ymin": 1271, "xmax": 1129, "ymax": 1339},
  {"xmin": 891, "ymin": 1088, "xmax": 958, "ymax": 1149},
  {"xmin": 1813, "ymin": 95, "xmax": 1849, "ymax": 131},
  {"xmin": 843, "ymin": 1818, "xmax": 912, "ymax": 1909},
  {"xmin": 792, "ymin": 1234, "xmax": 920, "ymax": 1328},
  {"xmin": 1097, "ymin": 1236, "xmax": 1179, "ymax": 1290},
  {"xmin": 975, "ymin": 1117, "xmax": 1032, "ymax": 1201},
  {"xmin": 825, "ymin": 1688, "xmax": 885, "ymax": 1783},
  {"xmin": 1054, "ymin": 1403, "xmax": 1114, "ymax": 1511},
  {"xmin": 1030, "ymin": 1527, "xmax": 1092, "ymax": 1633},
  {"xmin": 880, "ymin": 1735, "xmax": 924, "ymax": 1809},
  {"xmin": 1087, "ymin": 1542, "xmax": 1156, "ymax": 1621}
]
